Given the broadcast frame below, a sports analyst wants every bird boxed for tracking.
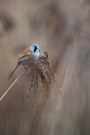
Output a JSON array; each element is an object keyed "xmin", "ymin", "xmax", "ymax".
[
  {"xmin": 8, "ymin": 43, "xmax": 40, "ymax": 79},
  {"xmin": 18, "ymin": 43, "xmax": 40, "ymax": 61}
]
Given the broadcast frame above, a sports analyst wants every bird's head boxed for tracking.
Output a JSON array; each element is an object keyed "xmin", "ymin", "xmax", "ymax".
[{"xmin": 18, "ymin": 43, "xmax": 40, "ymax": 62}]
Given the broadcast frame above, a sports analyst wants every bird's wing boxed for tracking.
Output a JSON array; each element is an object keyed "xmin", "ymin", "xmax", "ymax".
[{"xmin": 18, "ymin": 49, "xmax": 34, "ymax": 62}]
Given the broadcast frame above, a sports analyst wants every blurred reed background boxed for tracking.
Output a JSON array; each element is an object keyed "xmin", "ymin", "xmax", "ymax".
[{"xmin": 0, "ymin": 0, "xmax": 90, "ymax": 135}]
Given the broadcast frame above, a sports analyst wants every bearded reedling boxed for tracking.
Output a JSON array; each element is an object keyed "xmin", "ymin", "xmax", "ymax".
[{"xmin": 0, "ymin": 44, "xmax": 55, "ymax": 101}]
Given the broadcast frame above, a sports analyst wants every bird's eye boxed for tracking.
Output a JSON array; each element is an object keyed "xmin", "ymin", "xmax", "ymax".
[{"xmin": 34, "ymin": 46, "xmax": 37, "ymax": 52}]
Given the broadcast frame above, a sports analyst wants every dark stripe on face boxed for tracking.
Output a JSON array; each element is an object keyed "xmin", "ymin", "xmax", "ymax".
[{"xmin": 34, "ymin": 46, "xmax": 37, "ymax": 52}]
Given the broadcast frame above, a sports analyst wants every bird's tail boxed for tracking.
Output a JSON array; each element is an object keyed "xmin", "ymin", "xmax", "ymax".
[{"xmin": 8, "ymin": 64, "xmax": 19, "ymax": 80}]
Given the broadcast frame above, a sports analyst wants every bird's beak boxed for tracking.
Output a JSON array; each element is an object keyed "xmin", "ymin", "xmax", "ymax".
[
  {"xmin": 37, "ymin": 47, "xmax": 40, "ymax": 52},
  {"xmin": 18, "ymin": 48, "xmax": 33, "ymax": 61}
]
